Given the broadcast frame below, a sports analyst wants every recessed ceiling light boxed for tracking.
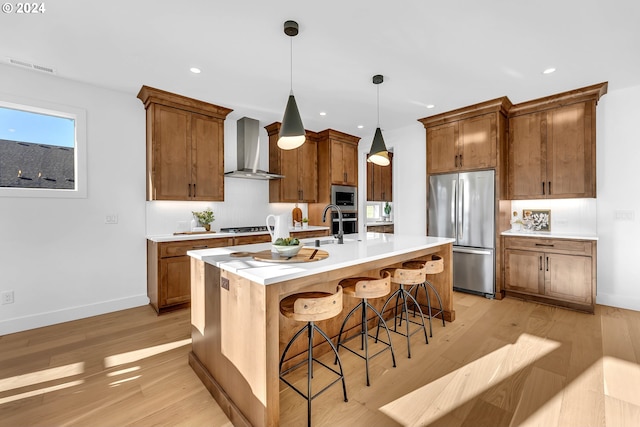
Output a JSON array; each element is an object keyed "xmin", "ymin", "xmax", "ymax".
[
  {"xmin": 319, "ymin": 112, "xmax": 326, "ymax": 116},
  {"xmin": 190, "ymin": 67, "xmax": 201, "ymax": 74},
  {"xmin": 542, "ymin": 68, "xmax": 556, "ymax": 74},
  {"xmin": 357, "ymin": 125, "xmax": 364, "ymax": 129},
  {"xmin": 426, "ymin": 104, "xmax": 435, "ymax": 109}
]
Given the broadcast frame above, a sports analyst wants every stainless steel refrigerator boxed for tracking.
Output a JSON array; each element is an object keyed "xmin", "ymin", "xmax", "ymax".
[{"xmin": 428, "ymin": 170, "xmax": 495, "ymax": 297}]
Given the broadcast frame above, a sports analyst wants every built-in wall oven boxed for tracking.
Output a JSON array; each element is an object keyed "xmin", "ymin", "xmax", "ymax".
[
  {"xmin": 330, "ymin": 185, "xmax": 357, "ymax": 235},
  {"xmin": 332, "ymin": 212, "xmax": 358, "ymax": 235}
]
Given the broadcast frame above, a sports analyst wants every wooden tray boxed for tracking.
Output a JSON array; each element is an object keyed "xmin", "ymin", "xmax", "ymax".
[{"xmin": 252, "ymin": 247, "xmax": 328, "ymax": 263}]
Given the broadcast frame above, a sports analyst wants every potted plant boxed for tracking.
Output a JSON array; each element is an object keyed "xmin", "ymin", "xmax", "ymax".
[
  {"xmin": 302, "ymin": 217, "xmax": 309, "ymax": 229},
  {"xmin": 383, "ymin": 202, "xmax": 392, "ymax": 220},
  {"xmin": 192, "ymin": 208, "xmax": 215, "ymax": 231}
]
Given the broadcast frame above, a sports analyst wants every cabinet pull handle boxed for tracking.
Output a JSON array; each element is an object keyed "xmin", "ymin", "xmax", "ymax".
[
  {"xmin": 459, "ymin": 154, "xmax": 463, "ymax": 167},
  {"xmin": 193, "ymin": 183, "xmax": 196, "ymax": 198},
  {"xmin": 539, "ymin": 255, "xmax": 542, "ymax": 271},
  {"xmin": 455, "ymin": 155, "xmax": 458, "ymax": 167},
  {"xmin": 548, "ymin": 181, "xmax": 551, "ymax": 195},
  {"xmin": 191, "ymin": 245, "xmax": 208, "ymax": 249},
  {"xmin": 542, "ymin": 182, "xmax": 545, "ymax": 195},
  {"xmin": 546, "ymin": 256, "xmax": 549, "ymax": 272},
  {"xmin": 535, "ymin": 243, "xmax": 554, "ymax": 247}
]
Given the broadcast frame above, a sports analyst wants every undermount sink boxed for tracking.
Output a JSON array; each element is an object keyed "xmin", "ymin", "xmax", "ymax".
[{"xmin": 302, "ymin": 237, "xmax": 360, "ymax": 246}]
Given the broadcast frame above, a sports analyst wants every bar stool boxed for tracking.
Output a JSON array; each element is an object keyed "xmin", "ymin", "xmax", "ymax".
[
  {"xmin": 376, "ymin": 267, "xmax": 429, "ymax": 358},
  {"xmin": 279, "ymin": 286, "xmax": 348, "ymax": 427},
  {"xmin": 403, "ymin": 255, "xmax": 446, "ymax": 337},
  {"xmin": 335, "ymin": 271, "xmax": 396, "ymax": 386}
]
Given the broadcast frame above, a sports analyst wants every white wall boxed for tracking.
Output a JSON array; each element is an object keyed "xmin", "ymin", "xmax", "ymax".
[
  {"xmin": 0, "ymin": 64, "xmax": 148, "ymax": 335},
  {"xmin": 596, "ymin": 84, "xmax": 640, "ymax": 311}
]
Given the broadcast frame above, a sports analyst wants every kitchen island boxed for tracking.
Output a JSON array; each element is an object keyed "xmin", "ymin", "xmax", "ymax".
[{"xmin": 187, "ymin": 232, "xmax": 455, "ymax": 427}]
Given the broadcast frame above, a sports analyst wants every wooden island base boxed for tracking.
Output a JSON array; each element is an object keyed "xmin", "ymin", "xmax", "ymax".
[{"xmin": 189, "ymin": 240, "xmax": 453, "ymax": 427}]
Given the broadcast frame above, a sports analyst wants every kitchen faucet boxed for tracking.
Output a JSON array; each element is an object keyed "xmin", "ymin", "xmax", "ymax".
[{"xmin": 322, "ymin": 204, "xmax": 344, "ymax": 244}]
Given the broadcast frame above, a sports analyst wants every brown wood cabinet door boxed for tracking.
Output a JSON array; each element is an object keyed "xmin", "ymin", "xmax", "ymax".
[
  {"xmin": 544, "ymin": 253, "xmax": 592, "ymax": 304},
  {"xmin": 279, "ymin": 147, "xmax": 300, "ymax": 202},
  {"xmin": 504, "ymin": 249, "xmax": 544, "ymax": 295},
  {"xmin": 192, "ymin": 114, "xmax": 224, "ymax": 201},
  {"xmin": 427, "ymin": 122, "xmax": 458, "ymax": 174},
  {"xmin": 508, "ymin": 112, "xmax": 545, "ymax": 199},
  {"xmin": 546, "ymin": 102, "xmax": 594, "ymax": 198},
  {"xmin": 342, "ymin": 142, "xmax": 358, "ymax": 186},
  {"xmin": 366, "ymin": 161, "xmax": 376, "ymax": 201},
  {"xmin": 330, "ymin": 140, "xmax": 345, "ymax": 184},
  {"xmin": 459, "ymin": 113, "xmax": 496, "ymax": 170},
  {"xmin": 379, "ymin": 155, "xmax": 392, "ymax": 201},
  {"xmin": 366, "ymin": 155, "xmax": 393, "ymax": 201},
  {"xmin": 160, "ymin": 256, "xmax": 191, "ymax": 307},
  {"xmin": 299, "ymin": 138, "xmax": 317, "ymax": 202},
  {"xmin": 153, "ymin": 106, "xmax": 191, "ymax": 200}
]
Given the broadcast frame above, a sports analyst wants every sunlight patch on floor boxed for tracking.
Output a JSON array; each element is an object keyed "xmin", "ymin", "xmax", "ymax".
[
  {"xmin": 0, "ymin": 362, "xmax": 84, "ymax": 393},
  {"xmin": 379, "ymin": 333, "xmax": 560, "ymax": 426},
  {"xmin": 0, "ymin": 380, "xmax": 84, "ymax": 405},
  {"xmin": 603, "ymin": 356, "xmax": 640, "ymax": 407},
  {"xmin": 103, "ymin": 338, "xmax": 191, "ymax": 368}
]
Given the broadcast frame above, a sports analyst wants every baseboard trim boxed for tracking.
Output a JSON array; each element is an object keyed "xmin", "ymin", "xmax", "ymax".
[
  {"xmin": 0, "ymin": 295, "xmax": 150, "ymax": 335},
  {"xmin": 596, "ymin": 292, "xmax": 640, "ymax": 312}
]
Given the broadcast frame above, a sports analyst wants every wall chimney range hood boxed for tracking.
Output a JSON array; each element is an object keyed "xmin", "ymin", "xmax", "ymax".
[{"xmin": 225, "ymin": 117, "xmax": 284, "ymax": 180}]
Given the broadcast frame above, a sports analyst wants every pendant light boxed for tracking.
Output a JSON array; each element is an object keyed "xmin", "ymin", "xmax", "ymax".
[
  {"xmin": 278, "ymin": 20, "xmax": 306, "ymax": 150},
  {"xmin": 367, "ymin": 74, "xmax": 390, "ymax": 166}
]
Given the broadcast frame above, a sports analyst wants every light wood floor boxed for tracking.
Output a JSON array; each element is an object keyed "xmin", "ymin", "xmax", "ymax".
[{"xmin": 1, "ymin": 293, "xmax": 639, "ymax": 426}]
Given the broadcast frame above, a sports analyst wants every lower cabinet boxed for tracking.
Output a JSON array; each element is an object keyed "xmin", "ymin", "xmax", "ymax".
[
  {"xmin": 503, "ymin": 236, "xmax": 596, "ymax": 313},
  {"xmin": 147, "ymin": 229, "xmax": 331, "ymax": 314},
  {"xmin": 367, "ymin": 224, "xmax": 394, "ymax": 234},
  {"xmin": 148, "ymin": 237, "xmax": 233, "ymax": 314}
]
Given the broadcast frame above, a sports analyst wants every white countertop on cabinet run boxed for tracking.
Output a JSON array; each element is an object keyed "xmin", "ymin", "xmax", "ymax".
[
  {"xmin": 501, "ymin": 230, "xmax": 598, "ymax": 240},
  {"xmin": 188, "ymin": 232, "xmax": 454, "ymax": 285},
  {"xmin": 147, "ymin": 225, "xmax": 330, "ymax": 243}
]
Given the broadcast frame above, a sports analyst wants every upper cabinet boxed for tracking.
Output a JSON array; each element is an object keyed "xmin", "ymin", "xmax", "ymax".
[
  {"xmin": 137, "ymin": 86, "xmax": 232, "ymax": 201},
  {"xmin": 419, "ymin": 97, "xmax": 512, "ymax": 174},
  {"xmin": 367, "ymin": 151, "xmax": 393, "ymax": 202},
  {"xmin": 266, "ymin": 122, "xmax": 318, "ymax": 203},
  {"xmin": 318, "ymin": 130, "xmax": 360, "ymax": 187},
  {"xmin": 507, "ymin": 83, "xmax": 607, "ymax": 199}
]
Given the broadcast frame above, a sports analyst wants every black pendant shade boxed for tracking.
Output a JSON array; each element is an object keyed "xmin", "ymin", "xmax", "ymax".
[
  {"xmin": 278, "ymin": 92, "xmax": 305, "ymax": 149},
  {"xmin": 368, "ymin": 127, "xmax": 390, "ymax": 166},
  {"xmin": 277, "ymin": 20, "xmax": 305, "ymax": 150},
  {"xmin": 367, "ymin": 74, "xmax": 390, "ymax": 166}
]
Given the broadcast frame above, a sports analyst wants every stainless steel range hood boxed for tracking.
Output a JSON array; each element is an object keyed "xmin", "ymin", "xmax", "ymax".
[{"xmin": 224, "ymin": 117, "xmax": 284, "ymax": 180}]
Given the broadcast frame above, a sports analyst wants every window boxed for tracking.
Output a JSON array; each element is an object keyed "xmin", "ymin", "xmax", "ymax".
[{"xmin": 0, "ymin": 95, "xmax": 86, "ymax": 198}]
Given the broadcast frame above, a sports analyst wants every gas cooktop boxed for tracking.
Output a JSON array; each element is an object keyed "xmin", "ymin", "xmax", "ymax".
[{"xmin": 220, "ymin": 225, "xmax": 272, "ymax": 233}]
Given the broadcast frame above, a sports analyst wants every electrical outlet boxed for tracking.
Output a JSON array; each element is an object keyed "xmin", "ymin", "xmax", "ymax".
[
  {"xmin": 614, "ymin": 210, "xmax": 635, "ymax": 221},
  {"xmin": 105, "ymin": 214, "xmax": 118, "ymax": 224},
  {"xmin": 1, "ymin": 290, "xmax": 14, "ymax": 305}
]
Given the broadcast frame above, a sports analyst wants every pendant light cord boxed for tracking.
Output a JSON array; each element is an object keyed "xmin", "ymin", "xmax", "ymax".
[
  {"xmin": 290, "ymin": 37, "xmax": 293, "ymax": 93},
  {"xmin": 377, "ymin": 84, "xmax": 380, "ymax": 127}
]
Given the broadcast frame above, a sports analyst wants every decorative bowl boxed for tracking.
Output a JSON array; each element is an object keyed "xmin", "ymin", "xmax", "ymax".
[{"xmin": 272, "ymin": 244, "xmax": 302, "ymax": 257}]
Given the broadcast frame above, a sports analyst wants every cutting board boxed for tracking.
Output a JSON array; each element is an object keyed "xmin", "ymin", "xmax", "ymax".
[
  {"xmin": 252, "ymin": 247, "xmax": 328, "ymax": 263},
  {"xmin": 292, "ymin": 206, "xmax": 302, "ymax": 225}
]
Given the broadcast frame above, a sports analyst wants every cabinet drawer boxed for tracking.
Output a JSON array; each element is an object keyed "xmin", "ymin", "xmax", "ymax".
[
  {"xmin": 504, "ymin": 237, "xmax": 593, "ymax": 256},
  {"xmin": 159, "ymin": 238, "xmax": 231, "ymax": 258},
  {"xmin": 290, "ymin": 229, "xmax": 330, "ymax": 239},
  {"xmin": 233, "ymin": 234, "xmax": 272, "ymax": 245}
]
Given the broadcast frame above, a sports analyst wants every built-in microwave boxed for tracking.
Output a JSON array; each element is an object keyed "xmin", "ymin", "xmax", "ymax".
[{"xmin": 331, "ymin": 185, "xmax": 357, "ymax": 212}]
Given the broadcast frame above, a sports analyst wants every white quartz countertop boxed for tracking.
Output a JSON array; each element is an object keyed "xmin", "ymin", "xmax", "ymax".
[
  {"xmin": 188, "ymin": 232, "xmax": 454, "ymax": 285},
  {"xmin": 366, "ymin": 221, "xmax": 394, "ymax": 226},
  {"xmin": 501, "ymin": 230, "xmax": 598, "ymax": 241},
  {"xmin": 147, "ymin": 225, "xmax": 330, "ymax": 243}
]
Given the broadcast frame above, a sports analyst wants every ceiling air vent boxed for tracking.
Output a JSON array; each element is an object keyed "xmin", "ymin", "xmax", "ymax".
[{"xmin": 7, "ymin": 57, "xmax": 56, "ymax": 74}]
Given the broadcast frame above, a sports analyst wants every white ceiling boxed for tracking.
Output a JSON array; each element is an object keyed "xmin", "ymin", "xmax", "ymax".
[{"xmin": 2, "ymin": 0, "xmax": 639, "ymax": 142}]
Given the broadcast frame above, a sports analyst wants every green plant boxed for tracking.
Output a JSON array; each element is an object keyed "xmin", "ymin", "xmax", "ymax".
[
  {"xmin": 302, "ymin": 217, "xmax": 309, "ymax": 223},
  {"xmin": 274, "ymin": 237, "xmax": 300, "ymax": 246},
  {"xmin": 192, "ymin": 208, "xmax": 214, "ymax": 225},
  {"xmin": 384, "ymin": 202, "xmax": 391, "ymax": 216}
]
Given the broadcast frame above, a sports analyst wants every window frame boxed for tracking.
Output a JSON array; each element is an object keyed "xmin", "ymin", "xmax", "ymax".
[{"xmin": 0, "ymin": 93, "xmax": 87, "ymax": 198}]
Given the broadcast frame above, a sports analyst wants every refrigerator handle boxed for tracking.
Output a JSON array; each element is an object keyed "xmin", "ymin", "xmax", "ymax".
[
  {"xmin": 451, "ymin": 179, "xmax": 457, "ymax": 239},
  {"xmin": 458, "ymin": 178, "xmax": 464, "ymax": 240}
]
